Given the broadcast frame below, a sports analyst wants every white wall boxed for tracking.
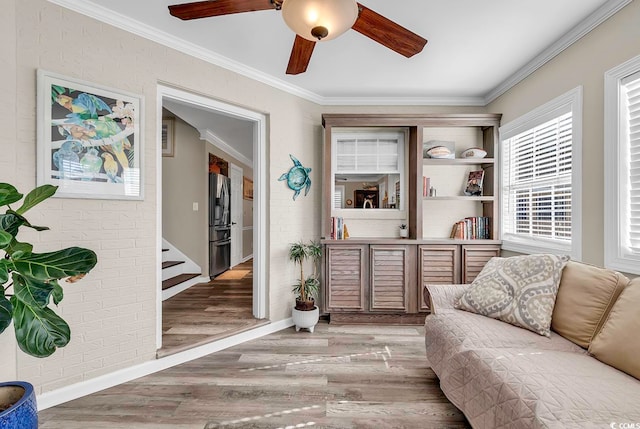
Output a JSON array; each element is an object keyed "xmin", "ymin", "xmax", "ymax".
[
  {"xmin": 162, "ymin": 115, "xmax": 208, "ymax": 270},
  {"xmin": 487, "ymin": 0, "xmax": 640, "ymax": 269}
]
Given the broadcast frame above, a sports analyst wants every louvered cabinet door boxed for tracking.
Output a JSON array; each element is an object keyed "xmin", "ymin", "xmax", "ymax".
[
  {"xmin": 419, "ymin": 245, "xmax": 460, "ymax": 312},
  {"xmin": 370, "ymin": 246, "xmax": 408, "ymax": 312},
  {"xmin": 325, "ymin": 245, "xmax": 367, "ymax": 312},
  {"xmin": 462, "ymin": 245, "xmax": 500, "ymax": 283}
]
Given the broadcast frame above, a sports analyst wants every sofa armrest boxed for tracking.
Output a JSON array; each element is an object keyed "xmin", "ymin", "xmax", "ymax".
[{"xmin": 424, "ymin": 284, "xmax": 471, "ymax": 314}]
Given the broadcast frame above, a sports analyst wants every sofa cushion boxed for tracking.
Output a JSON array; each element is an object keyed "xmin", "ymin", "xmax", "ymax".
[
  {"xmin": 552, "ymin": 260, "xmax": 629, "ymax": 348},
  {"xmin": 454, "ymin": 254, "xmax": 569, "ymax": 337},
  {"xmin": 589, "ymin": 278, "xmax": 640, "ymax": 380},
  {"xmin": 457, "ymin": 347, "xmax": 640, "ymax": 428}
]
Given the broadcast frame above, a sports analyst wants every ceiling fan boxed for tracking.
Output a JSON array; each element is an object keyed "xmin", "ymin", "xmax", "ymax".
[{"xmin": 168, "ymin": 0, "xmax": 428, "ymax": 75}]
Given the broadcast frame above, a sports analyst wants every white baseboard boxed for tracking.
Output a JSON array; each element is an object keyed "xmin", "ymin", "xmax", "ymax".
[
  {"xmin": 37, "ymin": 318, "xmax": 294, "ymax": 411},
  {"xmin": 241, "ymin": 254, "xmax": 253, "ymax": 263}
]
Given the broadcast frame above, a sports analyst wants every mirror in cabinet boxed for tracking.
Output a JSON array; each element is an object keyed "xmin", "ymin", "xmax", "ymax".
[{"xmin": 331, "ymin": 129, "xmax": 407, "ymax": 219}]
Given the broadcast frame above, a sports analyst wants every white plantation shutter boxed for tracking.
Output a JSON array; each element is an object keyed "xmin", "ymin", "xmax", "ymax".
[
  {"xmin": 622, "ymin": 72, "xmax": 640, "ymax": 253},
  {"xmin": 503, "ymin": 112, "xmax": 573, "ymax": 243},
  {"xmin": 335, "ymin": 135, "xmax": 400, "ymax": 173},
  {"xmin": 334, "ymin": 185, "xmax": 345, "ymax": 209}
]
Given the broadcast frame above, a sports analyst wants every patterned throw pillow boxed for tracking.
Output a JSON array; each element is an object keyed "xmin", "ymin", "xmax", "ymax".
[{"xmin": 455, "ymin": 254, "xmax": 570, "ymax": 337}]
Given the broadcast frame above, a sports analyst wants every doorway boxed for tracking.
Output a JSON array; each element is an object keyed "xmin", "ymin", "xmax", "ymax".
[{"xmin": 156, "ymin": 85, "xmax": 267, "ymax": 351}]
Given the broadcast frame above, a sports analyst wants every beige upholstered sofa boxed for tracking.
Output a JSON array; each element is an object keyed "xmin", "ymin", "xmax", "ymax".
[{"xmin": 424, "ymin": 260, "xmax": 640, "ymax": 428}]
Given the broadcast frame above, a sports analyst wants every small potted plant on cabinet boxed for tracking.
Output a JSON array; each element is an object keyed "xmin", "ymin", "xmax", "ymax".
[
  {"xmin": 289, "ymin": 240, "xmax": 321, "ymax": 332},
  {"xmin": 399, "ymin": 223, "xmax": 409, "ymax": 238},
  {"xmin": 0, "ymin": 183, "xmax": 98, "ymax": 428}
]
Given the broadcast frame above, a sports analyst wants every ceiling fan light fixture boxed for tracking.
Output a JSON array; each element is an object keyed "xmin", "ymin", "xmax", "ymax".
[{"xmin": 282, "ymin": 0, "xmax": 359, "ymax": 42}]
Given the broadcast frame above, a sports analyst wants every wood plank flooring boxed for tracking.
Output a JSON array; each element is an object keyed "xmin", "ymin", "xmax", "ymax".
[
  {"xmin": 39, "ymin": 323, "xmax": 470, "ymax": 428},
  {"xmin": 160, "ymin": 260, "xmax": 268, "ymax": 357}
]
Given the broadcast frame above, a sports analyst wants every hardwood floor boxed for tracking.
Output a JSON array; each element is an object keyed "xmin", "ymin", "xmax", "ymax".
[
  {"xmin": 160, "ymin": 260, "xmax": 268, "ymax": 357},
  {"xmin": 39, "ymin": 323, "xmax": 470, "ymax": 429}
]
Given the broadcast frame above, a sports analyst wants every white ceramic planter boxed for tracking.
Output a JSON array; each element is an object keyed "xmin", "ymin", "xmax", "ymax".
[
  {"xmin": 292, "ymin": 306, "xmax": 319, "ymax": 333},
  {"xmin": 399, "ymin": 228, "xmax": 409, "ymax": 238}
]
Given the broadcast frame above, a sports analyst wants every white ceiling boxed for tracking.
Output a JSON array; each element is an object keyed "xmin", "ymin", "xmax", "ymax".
[
  {"xmin": 52, "ymin": 0, "xmax": 627, "ymax": 105},
  {"xmin": 164, "ymin": 99, "xmax": 255, "ymax": 164}
]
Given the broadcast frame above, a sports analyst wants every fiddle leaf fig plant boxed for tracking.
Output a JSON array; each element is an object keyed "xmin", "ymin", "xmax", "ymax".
[{"xmin": 0, "ymin": 183, "xmax": 98, "ymax": 358}]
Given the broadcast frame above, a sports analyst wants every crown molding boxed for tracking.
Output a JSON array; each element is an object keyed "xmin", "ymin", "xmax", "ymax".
[
  {"xmin": 47, "ymin": 0, "xmax": 325, "ymax": 103},
  {"xmin": 319, "ymin": 95, "xmax": 486, "ymax": 106},
  {"xmin": 199, "ymin": 129, "xmax": 253, "ymax": 167},
  {"xmin": 49, "ymin": 0, "xmax": 630, "ymax": 107},
  {"xmin": 484, "ymin": 0, "xmax": 633, "ymax": 105},
  {"xmin": 46, "ymin": 0, "xmax": 486, "ymax": 106}
]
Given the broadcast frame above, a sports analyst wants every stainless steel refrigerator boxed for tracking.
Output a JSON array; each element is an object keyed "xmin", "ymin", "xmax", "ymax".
[{"xmin": 209, "ymin": 173, "xmax": 231, "ymax": 278}]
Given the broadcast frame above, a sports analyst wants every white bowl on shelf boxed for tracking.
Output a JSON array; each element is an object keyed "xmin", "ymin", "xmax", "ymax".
[
  {"xmin": 461, "ymin": 147, "xmax": 487, "ymax": 159},
  {"xmin": 425, "ymin": 145, "xmax": 454, "ymax": 159}
]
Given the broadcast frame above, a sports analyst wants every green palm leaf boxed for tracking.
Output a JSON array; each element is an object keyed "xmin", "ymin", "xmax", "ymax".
[
  {"xmin": 11, "ymin": 296, "xmax": 70, "ymax": 358},
  {"xmin": 12, "ymin": 247, "xmax": 98, "ymax": 280}
]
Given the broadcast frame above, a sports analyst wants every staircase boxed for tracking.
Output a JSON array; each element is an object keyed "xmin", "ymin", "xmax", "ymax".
[{"xmin": 162, "ymin": 239, "xmax": 209, "ymax": 301}]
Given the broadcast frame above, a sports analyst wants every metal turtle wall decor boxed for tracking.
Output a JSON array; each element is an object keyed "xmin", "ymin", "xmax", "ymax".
[{"xmin": 279, "ymin": 154, "xmax": 311, "ymax": 201}]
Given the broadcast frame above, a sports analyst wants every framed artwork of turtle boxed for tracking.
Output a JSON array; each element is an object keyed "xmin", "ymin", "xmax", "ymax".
[{"xmin": 278, "ymin": 154, "xmax": 311, "ymax": 201}]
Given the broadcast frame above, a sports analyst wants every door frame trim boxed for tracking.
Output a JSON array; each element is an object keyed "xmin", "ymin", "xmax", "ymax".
[{"xmin": 156, "ymin": 84, "xmax": 268, "ymax": 349}]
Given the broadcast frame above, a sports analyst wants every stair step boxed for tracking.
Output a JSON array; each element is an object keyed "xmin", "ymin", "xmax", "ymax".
[
  {"xmin": 162, "ymin": 273, "xmax": 201, "ymax": 291},
  {"xmin": 162, "ymin": 260, "xmax": 185, "ymax": 269}
]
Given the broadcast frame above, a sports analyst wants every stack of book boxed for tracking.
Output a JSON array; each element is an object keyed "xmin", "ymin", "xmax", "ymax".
[
  {"xmin": 450, "ymin": 217, "xmax": 491, "ymax": 239},
  {"xmin": 330, "ymin": 217, "xmax": 349, "ymax": 240}
]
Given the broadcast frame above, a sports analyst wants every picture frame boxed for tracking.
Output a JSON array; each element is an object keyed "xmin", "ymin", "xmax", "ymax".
[
  {"xmin": 162, "ymin": 119, "xmax": 175, "ymax": 157},
  {"xmin": 243, "ymin": 176, "xmax": 253, "ymax": 200},
  {"xmin": 464, "ymin": 170, "xmax": 485, "ymax": 196},
  {"xmin": 37, "ymin": 70, "xmax": 144, "ymax": 200}
]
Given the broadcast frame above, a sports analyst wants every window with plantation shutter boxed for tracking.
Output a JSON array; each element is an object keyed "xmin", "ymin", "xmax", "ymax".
[
  {"xmin": 500, "ymin": 88, "xmax": 582, "ymax": 257},
  {"xmin": 334, "ymin": 185, "xmax": 345, "ymax": 209},
  {"xmin": 605, "ymin": 56, "xmax": 640, "ymax": 274}
]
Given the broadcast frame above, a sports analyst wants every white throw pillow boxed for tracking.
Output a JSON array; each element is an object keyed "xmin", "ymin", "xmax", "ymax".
[{"xmin": 455, "ymin": 254, "xmax": 570, "ymax": 337}]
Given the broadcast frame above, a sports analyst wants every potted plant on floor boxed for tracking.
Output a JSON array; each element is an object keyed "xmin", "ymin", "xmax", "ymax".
[
  {"xmin": 289, "ymin": 240, "xmax": 321, "ymax": 333},
  {"xmin": 0, "ymin": 183, "xmax": 98, "ymax": 428}
]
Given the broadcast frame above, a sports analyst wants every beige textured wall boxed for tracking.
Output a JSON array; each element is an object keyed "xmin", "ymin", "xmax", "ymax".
[
  {"xmin": 162, "ymin": 116, "xmax": 208, "ymax": 270},
  {"xmin": 487, "ymin": 1, "xmax": 640, "ymax": 268}
]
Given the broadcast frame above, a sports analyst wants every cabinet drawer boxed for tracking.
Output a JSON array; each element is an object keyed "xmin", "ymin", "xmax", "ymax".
[
  {"xmin": 461, "ymin": 245, "xmax": 500, "ymax": 283},
  {"xmin": 325, "ymin": 245, "xmax": 367, "ymax": 312},
  {"xmin": 370, "ymin": 246, "xmax": 408, "ymax": 312}
]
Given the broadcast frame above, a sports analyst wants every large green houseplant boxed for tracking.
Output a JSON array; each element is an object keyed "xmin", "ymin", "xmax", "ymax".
[
  {"xmin": 289, "ymin": 241, "xmax": 321, "ymax": 333},
  {"xmin": 0, "ymin": 183, "xmax": 97, "ymax": 427},
  {"xmin": 289, "ymin": 240, "xmax": 321, "ymax": 310}
]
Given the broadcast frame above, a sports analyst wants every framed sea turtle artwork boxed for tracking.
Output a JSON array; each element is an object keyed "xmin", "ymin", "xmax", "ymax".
[
  {"xmin": 278, "ymin": 154, "xmax": 311, "ymax": 201},
  {"xmin": 36, "ymin": 70, "xmax": 144, "ymax": 200}
]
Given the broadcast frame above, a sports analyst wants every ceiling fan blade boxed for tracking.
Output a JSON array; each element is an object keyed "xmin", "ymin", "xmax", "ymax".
[
  {"xmin": 352, "ymin": 3, "xmax": 427, "ymax": 58},
  {"xmin": 286, "ymin": 35, "xmax": 316, "ymax": 75},
  {"xmin": 169, "ymin": 0, "xmax": 277, "ymax": 20}
]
